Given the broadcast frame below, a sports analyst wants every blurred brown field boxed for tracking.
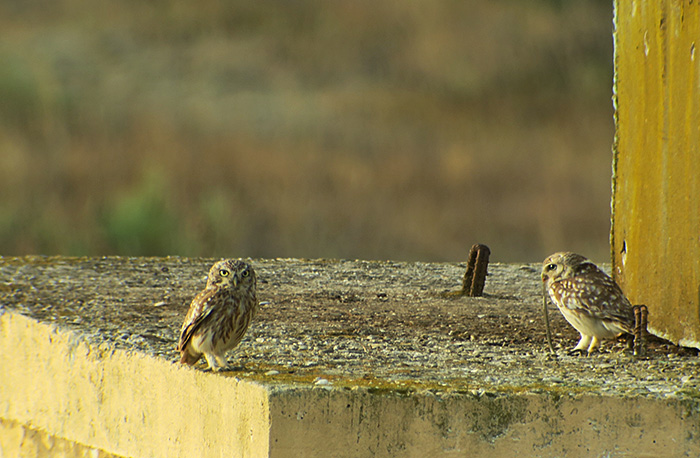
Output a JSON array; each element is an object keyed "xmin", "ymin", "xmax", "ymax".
[{"xmin": 0, "ymin": 0, "xmax": 614, "ymax": 262}]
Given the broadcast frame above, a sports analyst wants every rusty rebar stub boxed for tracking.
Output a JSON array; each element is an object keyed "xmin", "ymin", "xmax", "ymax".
[
  {"xmin": 633, "ymin": 304, "xmax": 649, "ymax": 357},
  {"xmin": 462, "ymin": 244, "xmax": 490, "ymax": 297}
]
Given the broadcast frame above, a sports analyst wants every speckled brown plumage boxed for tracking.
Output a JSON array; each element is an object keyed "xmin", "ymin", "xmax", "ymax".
[
  {"xmin": 542, "ymin": 252, "xmax": 635, "ymax": 355},
  {"xmin": 177, "ymin": 259, "xmax": 258, "ymax": 371}
]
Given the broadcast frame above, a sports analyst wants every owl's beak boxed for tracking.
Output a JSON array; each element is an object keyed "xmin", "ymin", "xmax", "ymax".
[{"xmin": 232, "ymin": 274, "xmax": 239, "ymax": 287}]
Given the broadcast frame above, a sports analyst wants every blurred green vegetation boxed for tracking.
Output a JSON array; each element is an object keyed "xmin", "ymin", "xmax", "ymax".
[{"xmin": 0, "ymin": 0, "xmax": 614, "ymax": 262}]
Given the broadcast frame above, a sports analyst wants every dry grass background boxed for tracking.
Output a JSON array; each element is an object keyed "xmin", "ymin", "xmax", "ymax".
[{"xmin": 0, "ymin": 0, "xmax": 614, "ymax": 262}]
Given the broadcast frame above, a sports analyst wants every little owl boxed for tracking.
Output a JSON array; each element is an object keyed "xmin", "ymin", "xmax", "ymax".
[
  {"xmin": 177, "ymin": 259, "xmax": 258, "ymax": 371},
  {"xmin": 541, "ymin": 252, "xmax": 635, "ymax": 355}
]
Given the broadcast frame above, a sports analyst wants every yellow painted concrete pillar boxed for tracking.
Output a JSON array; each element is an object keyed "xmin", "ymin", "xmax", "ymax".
[{"xmin": 612, "ymin": 1, "xmax": 700, "ymax": 347}]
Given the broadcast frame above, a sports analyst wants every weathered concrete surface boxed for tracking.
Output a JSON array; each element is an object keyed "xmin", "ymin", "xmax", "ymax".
[
  {"xmin": 0, "ymin": 312, "xmax": 270, "ymax": 458},
  {"xmin": 0, "ymin": 256, "xmax": 699, "ymax": 457},
  {"xmin": 0, "ymin": 418, "xmax": 120, "ymax": 458},
  {"xmin": 611, "ymin": 0, "xmax": 700, "ymax": 348},
  {"xmin": 267, "ymin": 387, "xmax": 699, "ymax": 458}
]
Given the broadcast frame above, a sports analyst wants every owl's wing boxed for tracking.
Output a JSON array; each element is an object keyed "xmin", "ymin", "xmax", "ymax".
[
  {"xmin": 572, "ymin": 261, "xmax": 604, "ymax": 276},
  {"xmin": 558, "ymin": 272, "xmax": 635, "ymax": 330},
  {"xmin": 177, "ymin": 287, "xmax": 219, "ymax": 352}
]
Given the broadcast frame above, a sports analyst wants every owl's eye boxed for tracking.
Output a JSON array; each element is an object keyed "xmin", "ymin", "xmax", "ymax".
[
  {"xmin": 241, "ymin": 269, "xmax": 250, "ymax": 278},
  {"xmin": 546, "ymin": 263, "xmax": 557, "ymax": 271},
  {"xmin": 219, "ymin": 269, "xmax": 230, "ymax": 277}
]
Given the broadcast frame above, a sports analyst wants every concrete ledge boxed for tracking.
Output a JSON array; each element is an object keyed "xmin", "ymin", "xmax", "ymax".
[
  {"xmin": 268, "ymin": 389, "xmax": 700, "ymax": 457},
  {"xmin": 0, "ymin": 417, "xmax": 120, "ymax": 458},
  {"xmin": 1, "ymin": 256, "xmax": 699, "ymax": 457},
  {"xmin": 0, "ymin": 312, "xmax": 270, "ymax": 457}
]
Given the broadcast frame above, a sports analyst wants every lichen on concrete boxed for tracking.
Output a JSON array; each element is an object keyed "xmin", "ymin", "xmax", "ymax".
[
  {"xmin": 1, "ymin": 256, "xmax": 699, "ymax": 457},
  {"xmin": 0, "ymin": 255, "xmax": 698, "ymax": 395}
]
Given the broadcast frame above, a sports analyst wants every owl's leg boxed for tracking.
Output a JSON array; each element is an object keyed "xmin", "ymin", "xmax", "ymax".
[
  {"xmin": 214, "ymin": 354, "xmax": 229, "ymax": 370},
  {"xmin": 586, "ymin": 336, "xmax": 601, "ymax": 355},
  {"xmin": 203, "ymin": 353, "xmax": 226, "ymax": 372},
  {"xmin": 570, "ymin": 334, "xmax": 592, "ymax": 355}
]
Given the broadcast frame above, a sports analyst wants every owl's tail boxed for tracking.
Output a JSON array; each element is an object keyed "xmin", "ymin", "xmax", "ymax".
[{"xmin": 179, "ymin": 350, "xmax": 201, "ymax": 366}]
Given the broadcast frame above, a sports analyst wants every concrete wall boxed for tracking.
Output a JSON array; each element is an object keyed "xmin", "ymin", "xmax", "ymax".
[
  {"xmin": 611, "ymin": 1, "xmax": 700, "ymax": 347},
  {"xmin": 0, "ymin": 418, "xmax": 121, "ymax": 458},
  {"xmin": 2, "ymin": 310, "xmax": 699, "ymax": 458},
  {"xmin": 268, "ymin": 387, "xmax": 700, "ymax": 458},
  {"xmin": 0, "ymin": 312, "xmax": 271, "ymax": 458}
]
